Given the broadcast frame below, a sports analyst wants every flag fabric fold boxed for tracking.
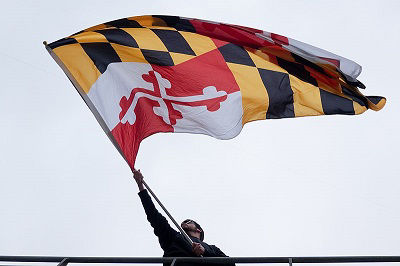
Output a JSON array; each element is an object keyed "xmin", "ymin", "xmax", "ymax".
[{"xmin": 47, "ymin": 15, "xmax": 385, "ymax": 169}]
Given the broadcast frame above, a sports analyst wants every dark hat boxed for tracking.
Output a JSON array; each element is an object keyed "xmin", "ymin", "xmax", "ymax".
[{"xmin": 183, "ymin": 219, "xmax": 204, "ymax": 241}]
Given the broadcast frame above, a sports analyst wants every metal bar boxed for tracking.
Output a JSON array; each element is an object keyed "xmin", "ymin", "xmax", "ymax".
[
  {"xmin": 289, "ymin": 257, "xmax": 293, "ymax": 266},
  {"xmin": 1, "ymin": 256, "xmax": 400, "ymax": 264},
  {"xmin": 142, "ymin": 180, "xmax": 194, "ymax": 245}
]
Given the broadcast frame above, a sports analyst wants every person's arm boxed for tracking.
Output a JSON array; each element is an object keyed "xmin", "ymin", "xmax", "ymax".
[{"xmin": 133, "ymin": 170, "xmax": 179, "ymax": 249}]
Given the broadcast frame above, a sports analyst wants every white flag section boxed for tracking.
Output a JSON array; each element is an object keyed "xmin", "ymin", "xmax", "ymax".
[
  {"xmin": 88, "ymin": 62, "xmax": 154, "ymax": 131},
  {"xmin": 88, "ymin": 62, "xmax": 243, "ymax": 139}
]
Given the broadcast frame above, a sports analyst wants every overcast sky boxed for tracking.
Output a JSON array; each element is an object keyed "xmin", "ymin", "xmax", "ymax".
[{"xmin": 0, "ymin": 1, "xmax": 399, "ymax": 266}]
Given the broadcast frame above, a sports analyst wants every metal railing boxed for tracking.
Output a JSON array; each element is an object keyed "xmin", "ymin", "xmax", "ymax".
[{"xmin": 1, "ymin": 256, "xmax": 400, "ymax": 266}]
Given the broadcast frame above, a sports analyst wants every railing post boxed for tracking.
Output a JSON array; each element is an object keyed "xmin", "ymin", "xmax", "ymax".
[
  {"xmin": 170, "ymin": 258, "xmax": 177, "ymax": 266},
  {"xmin": 57, "ymin": 257, "xmax": 69, "ymax": 266},
  {"xmin": 289, "ymin": 257, "xmax": 293, "ymax": 266}
]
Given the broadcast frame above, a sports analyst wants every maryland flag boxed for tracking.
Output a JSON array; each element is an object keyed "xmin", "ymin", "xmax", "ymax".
[{"xmin": 46, "ymin": 15, "xmax": 385, "ymax": 169}]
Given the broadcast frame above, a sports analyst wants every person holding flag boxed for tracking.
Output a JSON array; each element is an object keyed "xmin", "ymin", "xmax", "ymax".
[{"xmin": 133, "ymin": 169, "xmax": 235, "ymax": 266}]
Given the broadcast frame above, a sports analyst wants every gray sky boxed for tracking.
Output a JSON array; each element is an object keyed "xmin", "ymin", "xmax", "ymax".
[{"xmin": 0, "ymin": 0, "xmax": 399, "ymax": 265}]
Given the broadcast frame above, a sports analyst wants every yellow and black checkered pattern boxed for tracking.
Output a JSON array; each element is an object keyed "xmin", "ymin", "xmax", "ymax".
[
  {"xmin": 49, "ymin": 17, "xmax": 216, "ymax": 93},
  {"xmin": 48, "ymin": 15, "xmax": 385, "ymax": 125},
  {"xmin": 217, "ymin": 43, "xmax": 382, "ymax": 124}
]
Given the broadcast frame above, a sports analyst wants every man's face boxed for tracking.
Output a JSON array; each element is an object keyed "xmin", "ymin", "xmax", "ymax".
[{"xmin": 181, "ymin": 219, "xmax": 198, "ymax": 233}]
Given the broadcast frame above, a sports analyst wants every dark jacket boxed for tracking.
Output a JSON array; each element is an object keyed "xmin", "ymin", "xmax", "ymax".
[{"xmin": 138, "ymin": 189, "xmax": 235, "ymax": 266}]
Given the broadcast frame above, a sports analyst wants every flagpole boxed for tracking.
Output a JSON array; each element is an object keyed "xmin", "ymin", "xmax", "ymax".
[
  {"xmin": 141, "ymin": 180, "xmax": 194, "ymax": 245},
  {"xmin": 45, "ymin": 38, "xmax": 194, "ymax": 248}
]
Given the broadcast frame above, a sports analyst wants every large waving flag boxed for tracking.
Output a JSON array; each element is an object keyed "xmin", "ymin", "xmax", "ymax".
[{"xmin": 46, "ymin": 15, "xmax": 385, "ymax": 169}]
